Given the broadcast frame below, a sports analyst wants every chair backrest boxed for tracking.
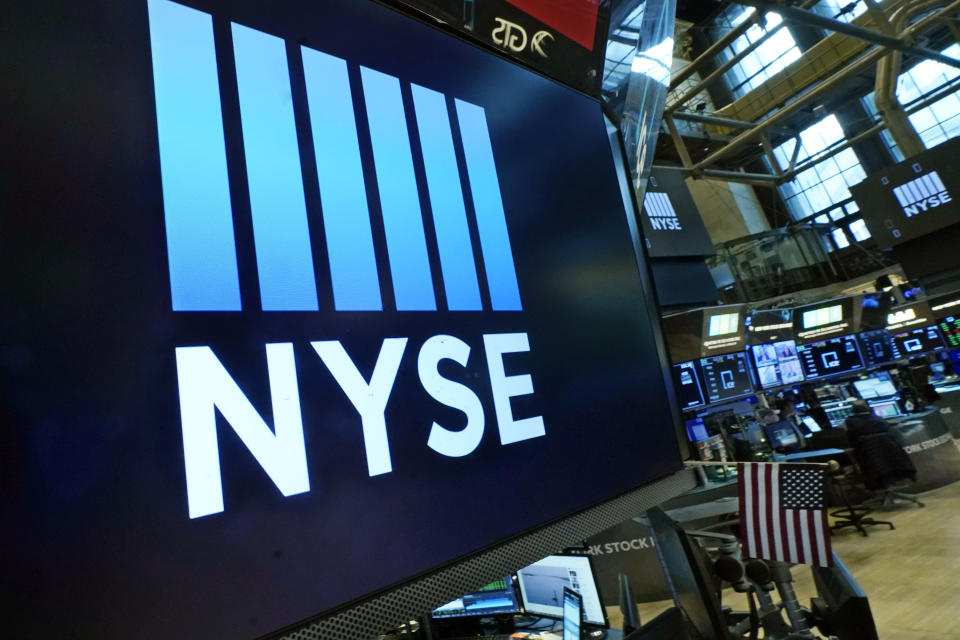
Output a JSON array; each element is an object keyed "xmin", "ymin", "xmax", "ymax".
[{"xmin": 852, "ymin": 432, "xmax": 916, "ymax": 490}]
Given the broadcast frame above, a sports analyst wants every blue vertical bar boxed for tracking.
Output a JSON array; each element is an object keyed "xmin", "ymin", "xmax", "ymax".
[
  {"xmin": 232, "ymin": 23, "xmax": 319, "ymax": 311},
  {"xmin": 147, "ymin": 0, "xmax": 241, "ymax": 311},
  {"xmin": 455, "ymin": 99, "xmax": 522, "ymax": 311},
  {"xmin": 360, "ymin": 68, "xmax": 436, "ymax": 311},
  {"xmin": 300, "ymin": 47, "xmax": 382, "ymax": 311},
  {"xmin": 410, "ymin": 85, "xmax": 482, "ymax": 311}
]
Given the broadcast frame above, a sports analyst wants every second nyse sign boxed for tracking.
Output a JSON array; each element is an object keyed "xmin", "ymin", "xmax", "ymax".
[{"xmin": 148, "ymin": 0, "xmax": 544, "ymax": 519}]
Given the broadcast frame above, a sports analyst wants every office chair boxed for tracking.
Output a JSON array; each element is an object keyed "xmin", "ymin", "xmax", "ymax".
[
  {"xmin": 827, "ymin": 462, "xmax": 894, "ymax": 537},
  {"xmin": 852, "ymin": 432, "xmax": 924, "ymax": 510}
]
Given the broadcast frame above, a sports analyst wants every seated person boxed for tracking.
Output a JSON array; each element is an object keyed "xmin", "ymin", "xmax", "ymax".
[
  {"xmin": 843, "ymin": 400, "xmax": 891, "ymax": 448},
  {"xmin": 759, "ymin": 408, "xmax": 805, "ymax": 453}
]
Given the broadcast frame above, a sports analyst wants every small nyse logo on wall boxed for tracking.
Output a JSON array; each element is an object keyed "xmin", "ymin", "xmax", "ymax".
[
  {"xmin": 147, "ymin": 0, "xmax": 544, "ymax": 519},
  {"xmin": 643, "ymin": 192, "xmax": 683, "ymax": 231},
  {"xmin": 892, "ymin": 170, "xmax": 951, "ymax": 217}
]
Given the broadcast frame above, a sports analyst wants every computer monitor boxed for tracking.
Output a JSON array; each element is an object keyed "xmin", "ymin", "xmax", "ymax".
[
  {"xmin": 892, "ymin": 325, "xmax": 946, "ymax": 355},
  {"xmin": 870, "ymin": 400, "xmax": 900, "ymax": 419},
  {"xmin": 751, "ymin": 339, "xmax": 805, "ymax": 389},
  {"xmin": 672, "ymin": 361, "xmax": 706, "ymax": 410},
  {"xmin": 685, "ymin": 418, "xmax": 709, "ymax": 442},
  {"xmin": 699, "ymin": 352, "xmax": 754, "ymax": 403},
  {"xmin": 562, "ymin": 587, "xmax": 583, "ymax": 640},
  {"xmin": 645, "ymin": 508, "xmax": 726, "ymax": 640},
  {"xmin": 857, "ymin": 329, "xmax": 898, "ymax": 367},
  {"xmin": 852, "ymin": 371, "xmax": 898, "ymax": 400},
  {"xmin": 764, "ymin": 422, "xmax": 801, "ymax": 451},
  {"xmin": 796, "ymin": 335, "xmax": 864, "ymax": 380},
  {"xmin": 431, "ymin": 577, "xmax": 520, "ymax": 619},
  {"xmin": 517, "ymin": 555, "xmax": 607, "ymax": 627},
  {"xmin": 801, "ymin": 415, "xmax": 823, "ymax": 434},
  {"xmin": 937, "ymin": 315, "xmax": 960, "ymax": 349},
  {"xmin": 811, "ymin": 553, "xmax": 879, "ymax": 640}
]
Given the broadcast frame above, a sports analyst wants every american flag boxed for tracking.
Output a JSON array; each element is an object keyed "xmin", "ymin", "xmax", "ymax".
[{"xmin": 738, "ymin": 462, "xmax": 833, "ymax": 567}]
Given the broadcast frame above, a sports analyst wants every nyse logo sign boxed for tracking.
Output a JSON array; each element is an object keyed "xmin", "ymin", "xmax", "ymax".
[
  {"xmin": 892, "ymin": 171, "xmax": 952, "ymax": 218},
  {"xmin": 643, "ymin": 192, "xmax": 683, "ymax": 231},
  {"xmin": 148, "ymin": 0, "xmax": 543, "ymax": 519}
]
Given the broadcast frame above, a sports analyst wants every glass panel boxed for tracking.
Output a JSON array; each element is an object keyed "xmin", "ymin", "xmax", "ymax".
[
  {"xmin": 849, "ymin": 218, "xmax": 871, "ymax": 242},
  {"xmin": 774, "ymin": 114, "xmax": 866, "ymax": 220},
  {"xmin": 832, "ymin": 228, "xmax": 850, "ymax": 248}
]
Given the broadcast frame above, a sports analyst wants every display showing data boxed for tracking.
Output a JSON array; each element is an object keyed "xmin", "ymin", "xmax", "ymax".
[
  {"xmin": 796, "ymin": 335, "xmax": 864, "ymax": 380},
  {"xmin": 671, "ymin": 361, "xmax": 705, "ymax": 409},
  {"xmin": 893, "ymin": 325, "xmax": 946, "ymax": 355},
  {"xmin": 857, "ymin": 329, "xmax": 899, "ymax": 367},
  {"xmin": 700, "ymin": 353, "xmax": 754, "ymax": 403},
  {"xmin": 938, "ymin": 316, "xmax": 960, "ymax": 349}
]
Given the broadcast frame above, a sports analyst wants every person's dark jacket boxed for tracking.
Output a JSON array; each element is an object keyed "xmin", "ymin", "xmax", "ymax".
[{"xmin": 844, "ymin": 412, "xmax": 889, "ymax": 448}]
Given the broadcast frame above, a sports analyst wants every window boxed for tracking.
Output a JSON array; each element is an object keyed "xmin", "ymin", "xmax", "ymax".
[
  {"xmin": 771, "ymin": 114, "xmax": 867, "ymax": 219},
  {"xmin": 832, "ymin": 228, "xmax": 851, "ymax": 249},
  {"xmin": 849, "ymin": 218, "xmax": 872, "ymax": 241},
  {"xmin": 812, "ymin": 1, "xmax": 866, "ymax": 24},
  {"xmin": 718, "ymin": 8, "xmax": 802, "ymax": 98},
  {"xmin": 862, "ymin": 43, "xmax": 960, "ymax": 160}
]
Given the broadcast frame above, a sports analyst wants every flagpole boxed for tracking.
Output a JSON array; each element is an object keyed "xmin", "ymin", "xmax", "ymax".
[{"xmin": 684, "ymin": 460, "xmax": 837, "ymax": 469}]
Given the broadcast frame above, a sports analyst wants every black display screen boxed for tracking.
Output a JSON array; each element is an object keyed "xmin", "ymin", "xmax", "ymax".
[
  {"xmin": 857, "ymin": 330, "xmax": 899, "ymax": 367},
  {"xmin": 893, "ymin": 325, "xmax": 946, "ymax": 356},
  {"xmin": 700, "ymin": 353, "xmax": 754, "ymax": 403},
  {"xmin": 796, "ymin": 335, "xmax": 864, "ymax": 380},
  {"xmin": 850, "ymin": 137, "xmax": 960, "ymax": 249},
  {"xmin": 938, "ymin": 316, "xmax": 960, "ymax": 349},
  {"xmin": 0, "ymin": 1, "xmax": 682, "ymax": 638},
  {"xmin": 671, "ymin": 361, "xmax": 705, "ymax": 410}
]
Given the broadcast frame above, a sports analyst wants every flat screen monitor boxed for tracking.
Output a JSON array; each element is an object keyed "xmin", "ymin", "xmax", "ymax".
[
  {"xmin": 431, "ymin": 577, "xmax": 520, "ymax": 619},
  {"xmin": 672, "ymin": 361, "xmax": 705, "ymax": 409},
  {"xmin": 853, "ymin": 372, "xmax": 898, "ymax": 400},
  {"xmin": 0, "ymin": 0, "xmax": 684, "ymax": 637},
  {"xmin": 699, "ymin": 353, "xmax": 754, "ymax": 403},
  {"xmin": 870, "ymin": 400, "xmax": 901, "ymax": 419},
  {"xmin": 764, "ymin": 422, "xmax": 801, "ymax": 450},
  {"xmin": 801, "ymin": 415, "xmax": 822, "ymax": 434},
  {"xmin": 708, "ymin": 312, "xmax": 739, "ymax": 337},
  {"xmin": 857, "ymin": 329, "xmax": 898, "ymax": 367},
  {"xmin": 796, "ymin": 335, "xmax": 864, "ymax": 380},
  {"xmin": 802, "ymin": 303, "xmax": 844, "ymax": 330},
  {"xmin": 517, "ymin": 555, "xmax": 606, "ymax": 627},
  {"xmin": 893, "ymin": 325, "xmax": 946, "ymax": 356},
  {"xmin": 563, "ymin": 587, "xmax": 583, "ymax": 640},
  {"xmin": 938, "ymin": 316, "xmax": 960, "ymax": 349},
  {"xmin": 685, "ymin": 418, "xmax": 709, "ymax": 442},
  {"xmin": 751, "ymin": 340, "xmax": 804, "ymax": 389},
  {"xmin": 645, "ymin": 508, "xmax": 726, "ymax": 640}
]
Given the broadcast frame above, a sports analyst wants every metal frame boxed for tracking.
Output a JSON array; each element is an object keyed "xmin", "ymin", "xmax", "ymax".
[{"xmin": 663, "ymin": 0, "xmax": 960, "ymax": 184}]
